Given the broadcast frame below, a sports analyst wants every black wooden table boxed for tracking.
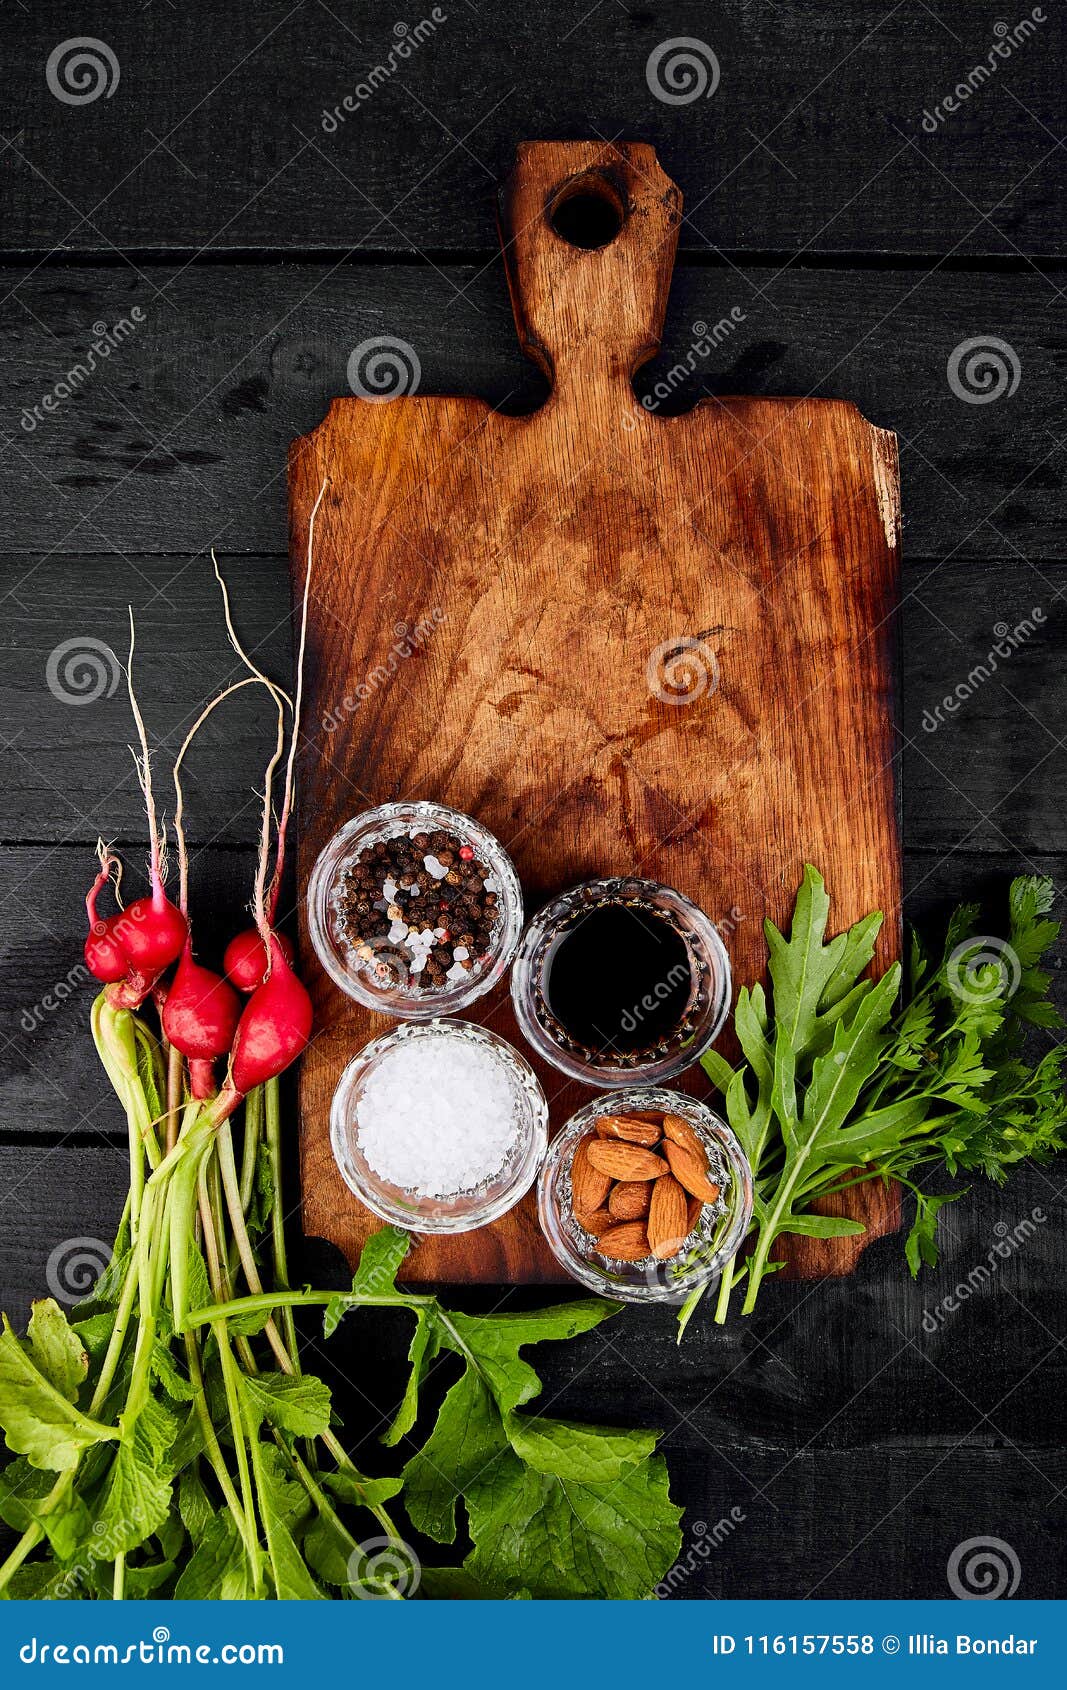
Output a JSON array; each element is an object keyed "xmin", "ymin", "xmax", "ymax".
[{"xmin": 1, "ymin": 1, "xmax": 1064, "ymax": 1599}]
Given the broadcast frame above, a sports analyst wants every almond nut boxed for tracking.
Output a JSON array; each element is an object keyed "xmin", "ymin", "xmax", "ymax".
[
  {"xmin": 586, "ymin": 1142, "xmax": 670, "ymax": 1182},
  {"xmin": 596, "ymin": 1221, "xmax": 650, "ymax": 1261},
  {"xmin": 608, "ymin": 1179, "xmax": 653, "ymax": 1220},
  {"xmin": 571, "ymin": 1132, "xmax": 612, "ymax": 1213},
  {"xmin": 648, "ymin": 1173, "xmax": 690, "ymax": 1260},
  {"xmin": 574, "ymin": 1205, "xmax": 614, "ymax": 1237},
  {"xmin": 663, "ymin": 1141, "xmax": 721, "ymax": 1204},
  {"xmin": 687, "ymin": 1194, "xmax": 703, "ymax": 1232},
  {"xmin": 662, "ymin": 1112, "xmax": 708, "ymax": 1161},
  {"xmin": 594, "ymin": 1113, "xmax": 662, "ymax": 1147}
]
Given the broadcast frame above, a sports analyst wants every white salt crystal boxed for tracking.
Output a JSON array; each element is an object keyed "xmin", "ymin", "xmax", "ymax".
[
  {"xmin": 383, "ymin": 877, "xmax": 397, "ymax": 903},
  {"xmin": 453, "ymin": 945, "xmax": 469, "ymax": 961},
  {"xmin": 424, "ymin": 855, "xmax": 448, "ymax": 881},
  {"xmin": 355, "ymin": 1033, "xmax": 524, "ymax": 1197},
  {"xmin": 388, "ymin": 921, "xmax": 407, "ymax": 943}
]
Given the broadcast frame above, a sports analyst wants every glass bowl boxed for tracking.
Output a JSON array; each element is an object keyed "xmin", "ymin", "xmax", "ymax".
[
  {"xmin": 510, "ymin": 876, "xmax": 731, "ymax": 1085},
  {"xmin": 537, "ymin": 1088, "xmax": 753, "ymax": 1304},
  {"xmin": 307, "ymin": 800, "xmax": 523, "ymax": 1019},
  {"xmin": 330, "ymin": 1019, "xmax": 549, "ymax": 1233}
]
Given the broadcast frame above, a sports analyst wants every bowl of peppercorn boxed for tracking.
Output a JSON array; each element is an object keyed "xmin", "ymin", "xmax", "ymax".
[{"xmin": 307, "ymin": 800, "xmax": 524, "ymax": 1018}]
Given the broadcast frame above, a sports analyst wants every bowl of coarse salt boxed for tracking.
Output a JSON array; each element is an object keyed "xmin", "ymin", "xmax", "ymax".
[{"xmin": 329, "ymin": 1019, "xmax": 549, "ymax": 1232}]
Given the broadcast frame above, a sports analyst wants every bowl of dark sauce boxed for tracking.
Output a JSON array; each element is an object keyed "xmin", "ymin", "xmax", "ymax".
[{"xmin": 511, "ymin": 877, "xmax": 731, "ymax": 1084}]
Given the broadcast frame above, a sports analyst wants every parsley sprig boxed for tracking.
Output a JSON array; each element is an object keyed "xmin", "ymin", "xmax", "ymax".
[{"xmin": 687, "ymin": 867, "xmax": 1066, "ymax": 1333}]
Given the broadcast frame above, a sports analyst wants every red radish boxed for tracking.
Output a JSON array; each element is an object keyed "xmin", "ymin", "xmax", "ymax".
[
  {"xmin": 162, "ymin": 943, "xmax": 241, "ymax": 1097},
  {"xmin": 230, "ymin": 936, "xmax": 313, "ymax": 1095},
  {"xmin": 114, "ymin": 892, "xmax": 187, "ymax": 975},
  {"xmin": 84, "ymin": 848, "xmax": 129, "ymax": 983},
  {"xmin": 85, "ymin": 912, "xmax": 129, "ymax": 983},
  {"xmin": 224, "ymin": 928, "xmax": 295, "ymax": 993}
]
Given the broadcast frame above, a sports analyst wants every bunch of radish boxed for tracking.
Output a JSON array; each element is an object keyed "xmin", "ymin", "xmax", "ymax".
[{"xmin": 82, "ymin": 489, "xmax": 323, "ymax": 1113}]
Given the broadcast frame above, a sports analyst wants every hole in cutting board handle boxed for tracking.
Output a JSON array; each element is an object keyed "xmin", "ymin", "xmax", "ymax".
[{"xmin": 549, "ymin": 172, "xmax": 626, "ymax": 249}]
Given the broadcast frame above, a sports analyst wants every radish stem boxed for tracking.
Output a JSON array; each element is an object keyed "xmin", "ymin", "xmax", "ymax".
[{"xmin": 264, "ymin": 1078, "xmax": 299, "ymax": 1366}]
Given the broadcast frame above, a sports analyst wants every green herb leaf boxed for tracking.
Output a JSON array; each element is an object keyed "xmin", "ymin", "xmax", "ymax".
[
  {"xmin": 242, "ymin": 1372, "xmax": 332, "ymax": 1439},
  {"xmin": 26, "ymin": 1299, "xmax": 89, "ymax": 1404},
  {"xmin": 0, "ymin": 1316, "xmax": 117, "ymax": 1470},
  {"xmin": 905, "ymin": 1189, "xmax": 968, "ymax": 1276},
  {"xmin": 173, "ymin": 1510, "xmax": 260, "ymax": 1601},
  {"xmin": 398, "ymin": 1294, "xmax": 682, "ymax": 1597}
]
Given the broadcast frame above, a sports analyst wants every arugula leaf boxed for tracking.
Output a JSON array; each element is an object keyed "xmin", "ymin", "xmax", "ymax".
[
  {"xmin": 694, "ymin": 868, "xmax": 1067, "ymax": 1327},
  {"xmin": 0, "ymin": 1456, "xmax": 90, "ymax": 1560}
]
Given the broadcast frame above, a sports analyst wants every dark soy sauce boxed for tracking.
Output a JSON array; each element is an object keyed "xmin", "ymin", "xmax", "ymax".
[{"xmin": 540, "ymin": 900, "xmax": 694, "ymax": 1056}]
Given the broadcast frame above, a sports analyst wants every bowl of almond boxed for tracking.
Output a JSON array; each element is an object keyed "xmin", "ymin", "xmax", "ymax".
[{"xmin": 537, "ymin": 1089, "xmax": 753, "ymax": 1303}]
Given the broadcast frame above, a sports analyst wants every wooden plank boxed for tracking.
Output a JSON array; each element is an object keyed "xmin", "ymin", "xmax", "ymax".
[
  {"xmin": 4, "ymin": 841, "xmax": 1060, "ymax": 1137},
  {"xmin": 4, "ymin": 845, "xmax": 1059, "ymax": 1144},
  {"xmin": 659, "ymin": 1446, "xmax": 1067, "ymax": 1597},
  {"xmin": 1, "ymin": 3, "xmax": 1063, "ymax": 259},
  {"xmin": 0, "ymin": 262, "xmax": 1060, "ymax": 559},
  {"xmin": 1, "ymin": 554, "xmax": 1064, "ymax": 850},
  {"xmin": 0, "ymin": 1143, "xmax": 128, "ymax": 1329},
  {"xmin": 288, "ymin": 140, "xmax": 903, "ymax": 1285},
  {"xmin": 0, "ymin": 1140, "xmax": 1063, "ymax": 1599},
  {"xmin": 0, "ymin": 845, "xmax": 268, "ymax": 1142}
]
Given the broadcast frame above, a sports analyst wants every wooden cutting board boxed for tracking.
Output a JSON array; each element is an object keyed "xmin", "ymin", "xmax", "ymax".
[{"xmin": 289, "ymin": 141, "xmax": 902, "ymax": 1285}]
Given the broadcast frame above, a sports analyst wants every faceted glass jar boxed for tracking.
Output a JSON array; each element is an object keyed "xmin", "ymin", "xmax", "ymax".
[
  {"xmin": 537, "ymin": 1088, "xmax": 753, "ymax": 1304},
  {"xmin": 510, "ymin": 876, "xmax": 731, "ymax": 1084},
  {"xmin": 330, "ymin": 1019, "xmax": 549, "ymax": 1233},
  {"xmin": 307, "ymin": 800, "xmax": 523, "ymax": 1019}
]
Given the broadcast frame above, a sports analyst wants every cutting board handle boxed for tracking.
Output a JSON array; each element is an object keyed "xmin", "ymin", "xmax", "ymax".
[{"xmin": 498, "ymin": 141, "xmax": 682, "ymax": 402}]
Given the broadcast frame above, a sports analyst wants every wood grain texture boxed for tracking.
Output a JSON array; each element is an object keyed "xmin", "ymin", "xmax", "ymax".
[
  {"xmin": 3, "ymin": 556, "xmax": 1063, "ymax": 851},
  {"xmin": 3, "ymin": 844, "xmax": 1060, "ymax": 1144},
  {"xmin": 289, "ymin": 141, "xmax": 901, "ymax": 1283},
  {"xmin": 2, "ymin": 1, "xmax": 1063, "ymax": 261},
  {"xmin": 1, "ymin": 264, "xmax": 1061, "ymax": 561}
]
